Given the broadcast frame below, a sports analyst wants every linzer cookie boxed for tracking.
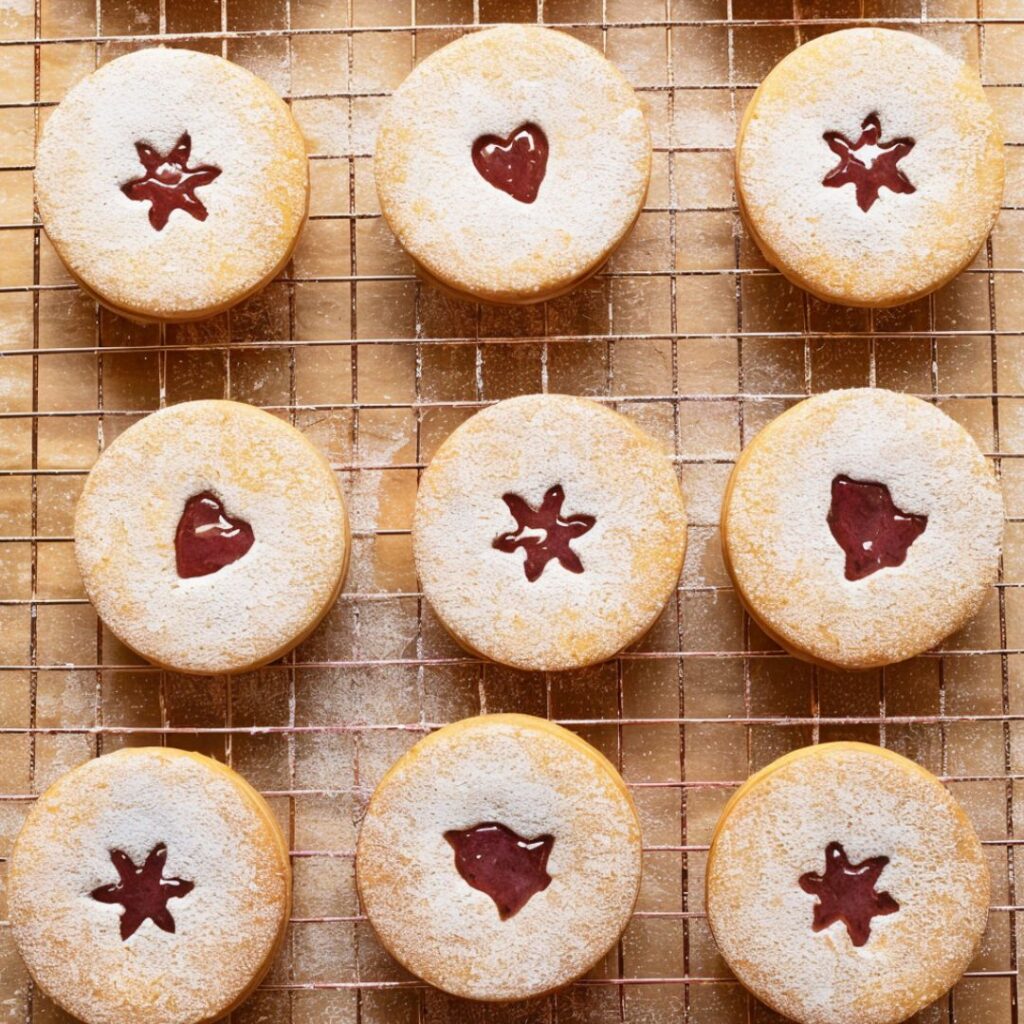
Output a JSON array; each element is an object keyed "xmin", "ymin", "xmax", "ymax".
[
  {"xmin": 7, "ymin": 747, "xmax": 291, "ymax": 1024},
  {"xmin": 720, "ymin": 388, "xmax": 1002, "ymax": 670},
  {"xmin": 356, "ymin": 714, "xmax": 642, "ymax": 1001},
  {"xmin": 74, "ymin": 400, "xmax": 349, "ymax": 675},
  {"xmin": 736, "ymin": 28, "xmax": 1004, "ymax": 307},
  {"xmin": 35, "ymin": 48, "xmax": 308, "ymax": 321},
  {"xmin": 706, "ymin": 743, "xmax": 989, "ymax": 1024},
  {"xmin": 413, "ymin": 394, "xmax": 688, "ymax": 671},
  {"xmin": 374, "ymin": 25, "xmax": 651, "ymax": 304}
]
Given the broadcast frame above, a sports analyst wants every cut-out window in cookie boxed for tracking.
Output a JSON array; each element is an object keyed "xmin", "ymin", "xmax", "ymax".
[
  {"xmin": 799, "ymin": 841, "xmax": 899, "ymax": 947},
  {"xmin": 822, "ymin": 113, "xmax": 916, "ymax": 212},
  {"xmin": 827, "ymin": 475, "xmax": 927, "ymax": 581},
  {"xmin": 176, "ymin": 491, "xmax": 255, "ymax": 579},
  {"xmin": 472, "ymin": 123, "xmax": 549, "ymax": 204},
  {"xmin": 122, "ymin": 132, "xmax": 222, "ymax": 231},
  {"xmin": 493, "ymin": 484, "xmax": 596, "ymax": 582},
  {"xmin": 445, "ymin": 822, "xmax": 554, "ymax": 919},
  {"xmin": 90, "ymin": 843, "xmax": 195, "ymax": 941}
]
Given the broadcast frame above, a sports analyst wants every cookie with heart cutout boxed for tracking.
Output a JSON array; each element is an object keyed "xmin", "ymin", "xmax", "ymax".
[
  {"xmin": 736, "ymin": 28, "xmax": 1004, "ymax": 307},
  {"xmin": 74, "ymin": 400, "xmax": 349, "ymax": 675},
  {"xmin": 356, "ymin": 714, "xmax": 642, "ymax": 1001},
  {"xmin": 7, "ymin": 747, "xmax": 291, "ymax": 1024},
  {"xmin": 412, "ymin": 394, "xmax": 688, "ymax": 672},
  {"xmin": 35, "ymin": 47, "xmax": 308, "ymax": 322},
  {"xmin": 374, "ymin": 25, "xmax": 651, "ymax": 304},
  {"xmin": 720, "ymin": 388, "xmax": 1003, "ymax": 670},
  {"xmin": 705, "ymin": 742, "xmax": 990, "ymax": 1024}
]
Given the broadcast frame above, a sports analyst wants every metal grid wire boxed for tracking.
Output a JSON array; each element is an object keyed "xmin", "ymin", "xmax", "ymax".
[{"xmin": 1, "ymin": 0, "xmax": 1023, "ymax": 1021}]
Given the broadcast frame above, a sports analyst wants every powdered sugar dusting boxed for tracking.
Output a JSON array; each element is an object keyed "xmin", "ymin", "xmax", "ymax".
[
  {"xmin": 74, "ymin": 400, "xmax": 349, "ymax": 675},
  {"xmin": 356, "ymin": 715, "xmax": 642, "ymax": 1001},
  {"xmin": 706, "ymin": 743, "xmax": 989, "ymax": 1024},
  {"xmin": 413, "ymin": 394, "xmax": 688, "ymax": 671},
  {"xmin": 8, "ymin": 747, "xmax": 290, "ymax": 1024},
  {"xmin": 737, "ymin": 28, "xmax": 1004, "ymax": 306},
  {"xmin": 722, "ymin": 388, "xmax": 1003, "ymax": 669},
  {"xmin": 375, "ymin": 25, "xmax": 651, "ymax": 302},
  {"xmin": 35, "ymin": 48, "xmax": 308, "ymax": 319}
]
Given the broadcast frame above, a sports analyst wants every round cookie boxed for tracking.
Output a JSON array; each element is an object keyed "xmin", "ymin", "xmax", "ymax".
[
  {"xmin": 75, "ymin": 399, "xmax": 349, "ymax": 675},
  {"xmin": 706, "ymin": 742, "xmax": 990, "ymax": 1024},
  {"xmin": 8, "ymin": 747, "xmax": 291, "ymax": 1024},
  {"xmin": 356, "ymin": 714, "xmax": 642, "ymax": 1001},
  {"xmin": 35, "ymin": 48, "xmax": 308, "ymax": 322},
  {"xmin": 736, "ymin": 28, "xmax": 1004, "ymax": 307},
  {"xmin": 413, "ymin": 394, "xmax": 688, "ymax": 671},
  {"xmin": 720, "ymin": 388, "xmax": 1002, "ymax": 670},
  {"xmin": 375, "ymin": 25, "xmax": 651, "ymax": 305}
]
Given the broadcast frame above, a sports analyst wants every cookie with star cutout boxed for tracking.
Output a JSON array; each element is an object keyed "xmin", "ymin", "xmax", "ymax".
[
  {"xmin": 736, "ymin": 28, "xmax": 1004, "ymax": 307},
  {"xmin": 720, "ymin": 388, "xmax": 1003, "ymax": 670},
  {"xmin": 356, "ymin": 714, "xmax": 642, "ymax": 1001},
  {"xmin": 74, "ymin": 400, "xmax": 349, "ymax": 675},
  {"xmin": 35, "ymin": 47, "xmax": 308, "ymax": 322},
  {"xmin": 706, "ymin": 742, "xmax": 990, "ymax": 1024},
  {"xmin": 413, "ymin": 394, "xmax": 688, "ymax": 672},
  {"xmin": 374, "ymin": 25, "xmax": 651, "ymax": 304},
  {"xmin": 7, "ymin": 747, "xmax": 291, "ymax": 1024}
]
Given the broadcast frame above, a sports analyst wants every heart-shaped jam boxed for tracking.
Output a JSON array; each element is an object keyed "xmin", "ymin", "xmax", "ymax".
[
  {"xmin": 175, "ymin": 491, "xmax": 254, "ymax": 579},
  {"xmin": 471, "ymin": 123, "xmax": 548, "ymax": 204}
]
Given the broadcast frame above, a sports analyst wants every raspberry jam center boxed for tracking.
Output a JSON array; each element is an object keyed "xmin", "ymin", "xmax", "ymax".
[
  {"xmin": 175, "ymin": 492, "xmax": 255, "ymax": 579},
  {"xmin": 471, "ymin": 123, "xmax": 549, "ymax": 204},
  {"xmin": 822, "ymin": 112, "xmax": 916, "ymax": 213},
  {"xmin": 444, "ymin": 822, "xmax": 554, "ymax": 919}
]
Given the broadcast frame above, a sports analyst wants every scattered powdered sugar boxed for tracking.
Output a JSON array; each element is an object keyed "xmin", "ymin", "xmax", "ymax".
[
  {"xmin": 737, "ymin": 28, "xmax": 1004, "ymax": 306},
  {"xmin": 8, "ymin": 747, "xmax": 290, "ymax": 1024},
  {"xmin": 374, "ymin": 25, "xmax": 651, "ymax": 301},
  {"xmin": 356, "ymin": 715, "xmax": 642, "ymax": 1001},
  {"xmin": 722, "ymin": 388, "xmax": 1003, "ymax": 669},
  {"xmin": 35, "ymin": 48, "xmax": 308, "ymax": 319},
  {"xmin": 706, "ymin": 743, "xmax": 990, "ymax": 1024},
  {"xmin": 413, "ymin": 394, "xmax": 688, "ymax": 671},
  {"xmin": 74, "ymin": 400, "xmax": 349, "ymax": 674}
]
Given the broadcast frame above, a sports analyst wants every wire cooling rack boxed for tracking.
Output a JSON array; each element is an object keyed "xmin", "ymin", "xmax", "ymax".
[{"xmin": 1, "ymin": 1, "xmax": 1023, "ymax": 1022}]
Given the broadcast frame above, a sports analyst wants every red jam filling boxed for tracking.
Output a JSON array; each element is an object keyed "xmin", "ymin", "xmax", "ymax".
[
  {"xmin": 827, "ymin": 475, "xmax": 927, "ymax": 582},
  {"xmin": 175, "ymin": 491, "xmax": 255, "ymax": 579},
  {"xmin": 492, "ymin": 484, "xmax": 596, "ymax": 583},
  {"xmin": 121, "ymin": 132, "xmax": 222, "ymax": 231},
  {"xmin": 471, "ymin": 123, "xmax": 549, "ymax": 204},
  {"xmin": 823, "ymin": 113, "xmax": 915, "ymax": 212},
  {"xmin": 444, "ymin": 822, "xmax": 554, "ymax": 919},
  {"xmin": 90, "ymin": 843, "xmax": 195, "ymax": 941},
  {"xmin": 798, "ymin": 841, "xmax": 899, "ymax": 947}
]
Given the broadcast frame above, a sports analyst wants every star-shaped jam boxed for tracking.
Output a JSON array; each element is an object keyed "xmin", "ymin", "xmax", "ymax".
[
  {"xmin": 493, "ymin": 484, "xmax": 596, "ymax": 583},
  {"xmin": 799, "ymin": 841, "xmax": 899, "ymax": 947},
  {"xmin": 472, "ymin": 123, "xmax": 549, "ymax": 204},
  {"xmin": 822, "ymin": 113, "xmax": 916, "ymax": 213},
  {"xmin": 90, "ymin": 843, "xmax": 195, "ymax": 941},
  {"xmin": 444, "ymin": 822, "xmax": 554, "ymax": 920},
  {"xmin": 121, "ymin": 132, "xmax": 222, "ymax": 231},
  {"xmin": 175, "ymin": 491, "xmax": 255, "ymax": 579},
  {"xmin": 827, "ymin": 475, "xmax": 927, "ymax": 582}
]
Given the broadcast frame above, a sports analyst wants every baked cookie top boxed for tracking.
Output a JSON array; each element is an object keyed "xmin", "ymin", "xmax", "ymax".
[
  {"xmin": 356, "ymin": 714, "xmax": 642, "ymax": 1001},
  {"xmin": 35, "ymin": 48, "xmax": 308, "ymax": 320},
  {"xmin": 413, "ymin": 394, "xmax": 688, "ymax": 671},
  {"xmin": 374, "ymin": 25, "xmax": 651, "ymax": 303},
  {"xmin": 736, "ymin": 28, "xmax": 1004, "ymax": 307},
  {"xmin": 8, "ymin": 747, "xmax": 291, "ymax": 1024},
  {"xmin": 721, "ymin": 388, "xmax": 1002, "ymax": 669},
  {"xmin": 706, "ymin": 742, "xmax": 990, "ymax": 1024}
]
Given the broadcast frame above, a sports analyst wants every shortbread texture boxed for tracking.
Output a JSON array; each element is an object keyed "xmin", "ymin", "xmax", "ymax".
[
  {"xmin": 35, "ymin": 48, "xmax": 308, "ymax": 320},
  {"xmin": 721, "ymin": 388, "xmax": 1003, "ymax": 669},
  {"xmin": 375, "ymin": 25, "xmax": 651, "ymax": 303},
  {"xmin": 8, "ymin": 748, "xmax": 291, "ymax": 1024},
  {"xmin": 737, "ymin": 28, "xmax": 1004, "ymax": 307},
  {"xmin": 706, "ymin": 743, "xmax": 989, "ymax": 1024},
  {"xmin": 74, "ymin": 400, "xmax": 349, "ymax": 674},
  {"xmin": 356, "ymin": 715, "xmax": 642, "ymax": 1001}
]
